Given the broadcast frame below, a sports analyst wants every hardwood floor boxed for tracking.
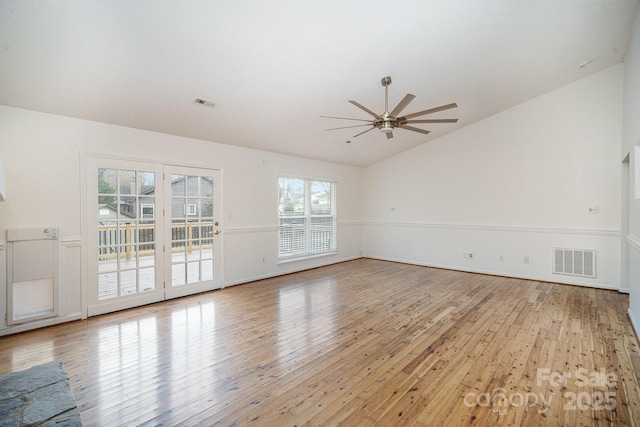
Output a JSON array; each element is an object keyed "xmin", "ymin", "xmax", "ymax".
[{"xmin": 1, "ymin": 259, "xmax": 639, "ymax": 426}]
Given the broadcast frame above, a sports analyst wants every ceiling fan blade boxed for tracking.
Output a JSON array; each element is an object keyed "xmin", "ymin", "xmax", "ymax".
[
  {"xmin": 401, "ymin": 102, "xmax": 458, "ymax": 120},
  {"xmin": 325, "ymin": 124, "xmax": 375, "ymax": 131},
  {"xmin": 398, "ymin": 125, "xmax": 431, "ymax": 135},
  {"xmin": 386, "ymin": 132, "xmax": 394, "ymax": 140},
  {"xmin": 403, "ymin": 118, "xmax": 458, "ymax": 124},
  {"xmin": 349, "ymin": 100, "xmax": 382, "ymax": 119},
  {"xmin": 320, "ymin": 115, "xmax": 374, "ymax": 123},
  {"xmin": 389, "ymin": 94, "xmax": 416, "ymax": 117},
  {"xmin": 352, "ymin": 126, "xmax": 375, "ymax": 138}
]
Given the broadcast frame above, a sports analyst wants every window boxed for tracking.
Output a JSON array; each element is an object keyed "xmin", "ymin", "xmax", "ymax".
[
  {"xmin": 278, "ymin": 176, "xmax": 336, "ymax": 259},
  {"xmin": 140, "ymin": 203, "xmax": 155, "ymax": 219}
]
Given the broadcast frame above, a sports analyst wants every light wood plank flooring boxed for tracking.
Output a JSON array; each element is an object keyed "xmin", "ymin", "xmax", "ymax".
[{"xmin": 1, "ymin": 259, "xmax": 639, "ymax": 426}]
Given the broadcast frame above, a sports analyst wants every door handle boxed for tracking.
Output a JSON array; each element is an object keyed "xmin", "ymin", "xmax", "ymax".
[{"xmin": 213, "ymin": 230, "xmax": 220, "ymax": 235}]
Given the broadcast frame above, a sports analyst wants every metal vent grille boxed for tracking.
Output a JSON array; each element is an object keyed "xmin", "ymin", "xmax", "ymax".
[
  {"xmin": 194, "ymin": 98, "xmax": 216, "ymax": 107},
  {"xmin": 553, "ymin": 248, "xmax": 596, "ymax": 278}
]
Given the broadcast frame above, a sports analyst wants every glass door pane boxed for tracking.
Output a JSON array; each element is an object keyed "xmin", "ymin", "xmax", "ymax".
[
  {"xmin": 165, "ymin": 166, "xmax": 221, "ymax": 299},
  {"xmin": 97, "ymin": 168, "xmax": 157, "ymax": 300}
]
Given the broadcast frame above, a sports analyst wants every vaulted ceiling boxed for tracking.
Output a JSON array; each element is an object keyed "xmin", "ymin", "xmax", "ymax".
[{"xmin": 0, "ymin": 1, "xmax": 637, "ymax": 167}]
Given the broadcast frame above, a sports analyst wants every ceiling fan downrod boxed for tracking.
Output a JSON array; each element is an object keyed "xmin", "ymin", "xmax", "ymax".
[{"xmin": 378, "ymin": 76, "xmax": 395, "ymax": 133}]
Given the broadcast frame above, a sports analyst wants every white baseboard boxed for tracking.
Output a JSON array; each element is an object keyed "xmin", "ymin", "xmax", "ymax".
[
  {"xmin": 223, "ymin": 255, "xmax": 362, "ymax": 288},
  {"xmin": 363, "ymin": 254, "xmax": 620, "ymax": 291},
  {"xmin": 0, "ymin": 312, "xmax": 82, "ymax": 337}
]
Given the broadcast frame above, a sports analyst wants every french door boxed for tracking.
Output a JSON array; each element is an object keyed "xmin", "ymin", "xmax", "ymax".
[
  {"xmin": 86, "ymin": 157, "xmax": 222, "ymax": 317},
  {"xmin": 163, "ymin": 165, "xmax": 222, "ymax": 299}
]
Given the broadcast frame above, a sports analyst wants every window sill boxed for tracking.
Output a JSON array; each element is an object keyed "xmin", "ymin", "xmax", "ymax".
[{"xmin": 277, "ymin": 251, "xmax": 338, "ymax": 265}]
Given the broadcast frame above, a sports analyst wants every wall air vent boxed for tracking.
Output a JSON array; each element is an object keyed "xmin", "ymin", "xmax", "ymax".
[
  {"xmin": 553, "ymin": 248, "xmax": 596, "ymax": 278},
  {"xmin": 194, "ymin": 98, "xmax": 216, "ymax": 107}
]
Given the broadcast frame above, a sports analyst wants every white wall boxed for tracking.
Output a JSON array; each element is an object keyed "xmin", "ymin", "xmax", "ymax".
[
  {"xmin": 622, "ymin": 7, "xmax": 640, "ymax": 335},
  {"xmin": 363, "ymin": 65, "xmax": 623, "ymax": 289},
  {"xmin": 0, "ymin": 61, "xmax": 630, "ymax": 336},
  {"xmin": 0, "ymin": 105, "xmax": 363, "ymax": 334}
]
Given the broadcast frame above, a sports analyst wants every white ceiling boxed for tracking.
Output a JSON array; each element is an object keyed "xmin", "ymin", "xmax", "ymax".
[{"xmin": 0, "ymin": 1, "xmax": 637, "ymax": 167}]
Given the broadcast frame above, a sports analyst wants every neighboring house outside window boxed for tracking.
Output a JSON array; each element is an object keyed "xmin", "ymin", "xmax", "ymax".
[{"xmin": 278, "ymin": 176, "xmax": 336, "ymax": 259}]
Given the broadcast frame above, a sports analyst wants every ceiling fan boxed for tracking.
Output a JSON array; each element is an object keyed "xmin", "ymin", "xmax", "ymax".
[{"xmin": 321, "ymin": 76, "xmax": 458, "ymax": 140}]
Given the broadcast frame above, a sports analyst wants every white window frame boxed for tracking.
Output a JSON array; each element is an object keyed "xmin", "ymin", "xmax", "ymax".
[
  {"xmin": 278, "ymin": 176, "xmax": 336, "ymax": 261},
  {"xmin": 186, "ymin": 203, "xmax": 197, "ymax": 216}
]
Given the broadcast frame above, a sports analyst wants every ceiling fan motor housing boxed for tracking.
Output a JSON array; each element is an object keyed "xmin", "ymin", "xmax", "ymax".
[{"xmin": 376, "ymin": 118, "xmax": 396, "ymax": 133}]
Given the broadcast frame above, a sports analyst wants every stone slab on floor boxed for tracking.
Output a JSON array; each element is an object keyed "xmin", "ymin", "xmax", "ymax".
[{"xmin": 0, "ymin": 360, "xmax": 81, "ymax": 427}]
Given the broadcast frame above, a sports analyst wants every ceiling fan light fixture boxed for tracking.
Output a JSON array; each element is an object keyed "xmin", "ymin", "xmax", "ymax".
[{"xmin": 379, "ymin": 122, "xmax": 394, "ymax": 133}]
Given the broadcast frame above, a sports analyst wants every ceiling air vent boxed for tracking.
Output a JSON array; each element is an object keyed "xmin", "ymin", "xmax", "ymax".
[
  {"xmin": 553, "ymin": 248, "xmax": 596, "ymax": 278},
  {"xmin": 194, "ymin": 98, "xmax": 216, "ymax": 107}
]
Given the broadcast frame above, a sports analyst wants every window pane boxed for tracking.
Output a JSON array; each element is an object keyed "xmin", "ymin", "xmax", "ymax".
[
  {"xmin": 138, "ymin": 224, "xmax": 155, "ymax": 245},
  {"xmin": 187, "ymin": 176, "xmax": 199, "ymax": 196},
  {"xmin": 138, "ymin": 172, "xmax": 155, "ymax": 195},
  {"xmin": 202, "ymin": 259, "xmax": 214, "ymax": 281},
  {"xmin": 172, "ymin": 263, "xmax": 186, "ymax": 286},
  {"xmin": 98, "ymin": 246, "xmax": 118, "ymax": 272},
  {"xmin": 119, "ymin": 170, "xmax": 136, "ymax": 195},
  {"xmin": 201, "ymin": 238, "xmax": 213, "ymax": 257},
  {"xmin": 120, "ymin": 196, "xmax": 137, "ymax": 218},
  {"xmin": 279, "ymin": 177, "xmax": 305, "ymax": 216},
  {"xmin": 310, "ymin": 181, "xmax": 332, "ymax": 215},
  {"xmin": 186, "ymin": 199, "xmax": 199, "ymax": 217},
  {"xmin": 139, "ymin": 244, "xmax": 155, "ymax": 267},
  {"xmin": 279, "ymin": 217, "xmax": 306, "ymax": 256},
  {"xmin": 139, "ymin": 267, "xmax": 155, "ymax": 292},
  {"xmin": 99, "ymin": 272, "xmax": 118, "ymax": 300},
  {"xmin": 172, "ymin": 221, "xmax": 187, "ymax": 242},
  {"xmin": 98, "ymin": 222, "xmax": 117, "ymax": 246},
  {"xmin": 187, "ymin": 261, "xmax": 200, "ymax": 284},
  {"xmin": 98, "ymin": 196, "xmax": 117, "ymax": 216},
  {"xmin": 98, "ymin": 169, "xmax": 117, "ymax": 194},
  {"xmin": 201, "ymin": 177, "xmax": 213, "ymax": 197},
  {"xmin": 187, "ymin": 244, "xmax": 201, "ymax": 262},
  {"xmin": 120, "ymin": 221, "xmax": 137, "ymax": 245},
  {"xmin": 201, "ymin": 200, "xmax": 213, "ymax": 218},
  {"xmin": 172, "ymin": 198, "xmax": 186, "ymax": 219},
  {"xmin": 172, "ymin": 240, "xmax": 186, "ymax": 263},
  {"xmin": 311, "ymin": 217, "xmax": 335, "ymax": 253},
  {"xmin": 120, "ymin": 270, "xmax": 137, "ymax": 295},
  {"xmin": 172, "ymin": 175, "xmax": 185, "ymax": 196}
]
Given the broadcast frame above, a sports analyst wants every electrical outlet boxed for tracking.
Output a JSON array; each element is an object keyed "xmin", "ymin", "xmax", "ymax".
[
  {"xmin": 524, "ymin": 256, "xmax": 530, "ymax": 264},
  {"xmin": 499, "ymin": 255, "xmax": 504, "ymax": 262},
  {"xmin": 588, "ymin": 206, "xmax": 599, "ymax": 214},
  {"xmin": 463, "ymin": 252, "xmax": 474, "ymax": 259}
]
